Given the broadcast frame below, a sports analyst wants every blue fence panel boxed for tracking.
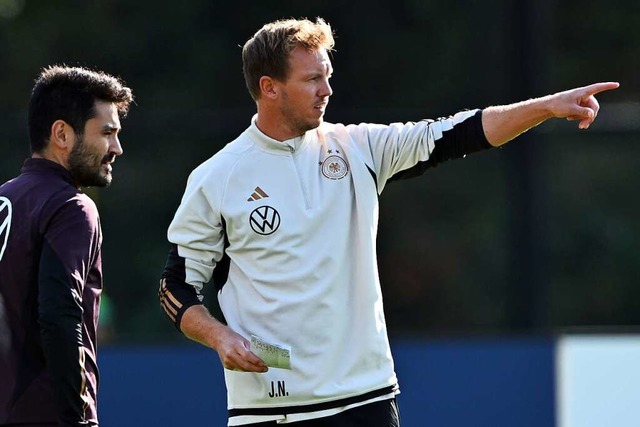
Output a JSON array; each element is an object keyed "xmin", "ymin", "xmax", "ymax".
[
  {"xmin": 99, "ymin": 344, "xmax": 227, "ymax": 426},
  {"xmin": 99, "ymin": 338, "xmax": 555, "ymax": 426},
  {"xmin": 393, "ymin": 338, "xmax": 555, "ymax": 427}
]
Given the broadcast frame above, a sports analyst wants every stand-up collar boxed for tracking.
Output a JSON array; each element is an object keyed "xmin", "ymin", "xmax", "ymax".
[
  {"xmin": 21, "ymin": 158, "xmax": 75, "ymax": 187},
  {"xmin": 246, "ymin": 114, "xmax": 311, "ymax": 153}
]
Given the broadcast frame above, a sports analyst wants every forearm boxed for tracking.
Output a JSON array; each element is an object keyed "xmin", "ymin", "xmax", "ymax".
[
  {"xmin": 481, "ymin": 95, "xmax": 554, "ymax": 147},
  {"xmin": 160, "ymin": 249, "xmax": 267, "ymax": 372},
  {"xmin": 39, "ymin": 315, "xmax": 86, "ymax": 424},
  {"xmin": 180, "ymin": 304, "xmax": 228, "ymax": 350},
  {"xmin": 38, "ymin": 240, "xmax": 88, "ymax": 424},
  {"xmin": 482, "ymin": 82, "xmax": 620, "ymax": 146}
]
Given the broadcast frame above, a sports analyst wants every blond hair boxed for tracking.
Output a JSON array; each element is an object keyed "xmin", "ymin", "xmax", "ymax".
[{"xmin": 242, "ymin": 18, "xmax": 335, "ymax": 101}]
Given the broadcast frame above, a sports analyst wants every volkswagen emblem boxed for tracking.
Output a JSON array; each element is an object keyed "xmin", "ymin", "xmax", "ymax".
[{"xmin": 249, "ymin": 205, "xmax": 281, "ymax": 235}]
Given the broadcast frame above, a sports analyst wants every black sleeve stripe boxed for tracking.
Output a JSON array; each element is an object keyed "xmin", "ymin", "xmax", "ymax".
[
  {"xmin": 211, "ymin": 216, "xmax": 230, "ymax": 292},
  {"xmin": 366, "ymin": 165, "xmax": 378, "ymax": 193},
  {"xmin": 159, "ymin": 244, "xmax": 203, "ymax": 331},
  {"xmin": 162, "ymin": 244, "xmax": 186, "ymax": 283},
  {"xmin": 389, "ymin": 109, "xmax": 491, "ymax": 182}
]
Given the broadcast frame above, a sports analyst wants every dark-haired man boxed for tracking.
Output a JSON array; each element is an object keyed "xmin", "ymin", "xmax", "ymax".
[{"xmin": 0, "ymin": 65, "xmax": 133, "ymax": 426}]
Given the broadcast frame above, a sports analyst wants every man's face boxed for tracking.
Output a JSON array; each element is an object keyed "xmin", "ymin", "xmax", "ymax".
[
  {"xmin": 277, "ymin": 46, "xmax": 333, "ymax": 136},
  {"xmin": 68, "ymin": 101, "xmax": 123, "ymax": 188}
]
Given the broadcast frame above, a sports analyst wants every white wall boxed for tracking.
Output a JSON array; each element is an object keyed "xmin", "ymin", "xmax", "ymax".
[{"xmin": 557, "ymin": 334, "xmax": 640, "ymax": 427}]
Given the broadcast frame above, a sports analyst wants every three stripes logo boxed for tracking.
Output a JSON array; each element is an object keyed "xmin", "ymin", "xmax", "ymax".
[
  {"xmin": 158, "ymin": 278, "xmax": 182, "ymax": 324},
  {"xmin": 249, "ymin": 205, "xmax": 280, "ymax": 235},
  {"xmin": 247, "ymin": 187, "xmax": 269, "ymax": 202},
  {"xmin": 0, "ymin": 197, "xmax": 12, "ymax": 262}
]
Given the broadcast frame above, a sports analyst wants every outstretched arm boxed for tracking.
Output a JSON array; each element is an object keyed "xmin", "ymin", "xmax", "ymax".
[{"xmin": 482, "ymin": 82, "xmax": 620, "ymax": 147}]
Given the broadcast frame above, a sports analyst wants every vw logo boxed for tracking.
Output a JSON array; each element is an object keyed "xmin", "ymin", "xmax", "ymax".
[
  {"xmin": 249, "ymin": 205, "xmax": 280, "ymax": 235},
  {"xmin": 0, "ymin": 197, "xmax": 12, "ymax": 262}
]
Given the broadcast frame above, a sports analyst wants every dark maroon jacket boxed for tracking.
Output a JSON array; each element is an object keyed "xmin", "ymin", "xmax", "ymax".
[{"xmin": 0, "ymin": 158, "xmax": 102, "ymax": 426}]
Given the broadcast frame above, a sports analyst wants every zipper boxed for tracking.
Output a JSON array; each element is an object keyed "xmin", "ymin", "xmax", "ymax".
[{"xmin": 289, "ymin": 146, "xmax": 311, "ymax": 209}]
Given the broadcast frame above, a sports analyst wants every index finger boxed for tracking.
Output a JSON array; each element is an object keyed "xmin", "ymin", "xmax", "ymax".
[{"xmin": 582, "ymin": 82, "xmax": 620, "ymax": 96}]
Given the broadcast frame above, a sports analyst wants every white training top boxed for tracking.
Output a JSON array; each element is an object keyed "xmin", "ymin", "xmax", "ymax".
[{"xmin": 167, "ymin": 110, "xmax": 482, "ymax": 425}]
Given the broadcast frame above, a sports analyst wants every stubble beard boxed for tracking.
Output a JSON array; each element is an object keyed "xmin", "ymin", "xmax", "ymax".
[{"xmin": 280, "ymin": 94, "xmax": 322, "ymax": 137}]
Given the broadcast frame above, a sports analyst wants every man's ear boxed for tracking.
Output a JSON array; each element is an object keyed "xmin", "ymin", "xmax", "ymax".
[
  {"xmin": 49, "ymin": 120, "xmax": 74, "ymax": 151},
  {"xmin": 259, "ymin": 76, "xmax": 279, "ymax": 100}
]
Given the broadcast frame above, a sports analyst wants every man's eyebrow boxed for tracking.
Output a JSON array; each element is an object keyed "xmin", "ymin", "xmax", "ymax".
[
  {"xmin": 102, "ymin": 124, "xmax": 120, "ymax": 131},
  {"xmin": 306, "ymin": 67, "xmax": 332, "ymax": 79}
]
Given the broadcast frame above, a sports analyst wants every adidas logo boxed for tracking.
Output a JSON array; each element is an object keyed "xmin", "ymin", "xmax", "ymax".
[{"xmin": 247, "ymin": 187, "xmax": 269, "ymax": 202}]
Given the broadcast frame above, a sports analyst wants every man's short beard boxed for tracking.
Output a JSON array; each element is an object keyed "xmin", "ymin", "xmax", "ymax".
[
  {"xmin": 280, "ymin": 91, "xmax": 321, "ymax": 136},
  {"xmin": 68, "ymin": 133, "xmax": 111, "ymax": 188}
]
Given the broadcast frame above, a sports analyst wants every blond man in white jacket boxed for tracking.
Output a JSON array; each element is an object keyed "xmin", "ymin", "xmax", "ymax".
[{"xmin": 159, "ymin": 17, "xmax": 618, "ymax": 427}]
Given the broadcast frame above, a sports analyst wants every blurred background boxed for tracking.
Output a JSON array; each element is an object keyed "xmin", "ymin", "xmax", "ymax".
[{"xmin": 0, "ymin": 0, "xmax": 638, "ymax": 425}]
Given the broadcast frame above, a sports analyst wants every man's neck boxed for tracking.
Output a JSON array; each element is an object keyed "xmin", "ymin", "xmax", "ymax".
[{"xmin": 32, "ymin": 148, "xmax": 69, "ymax": 170}]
